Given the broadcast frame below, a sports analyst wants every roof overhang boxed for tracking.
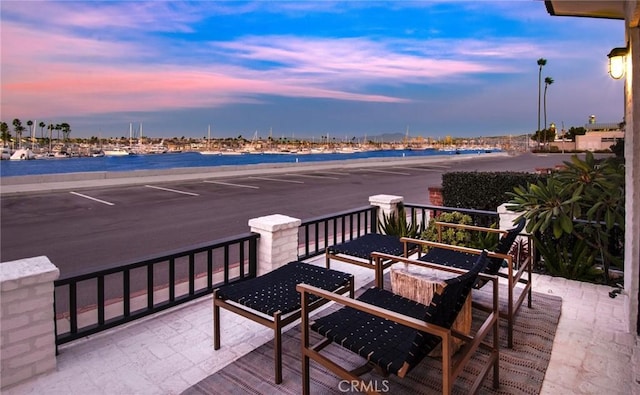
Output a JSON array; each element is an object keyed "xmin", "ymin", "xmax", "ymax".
[{"xmin": 544, "ymin": 1, "xmax": 625, "ymax": 20}]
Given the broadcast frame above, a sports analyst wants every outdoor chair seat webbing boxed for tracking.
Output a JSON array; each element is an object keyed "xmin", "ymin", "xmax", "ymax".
[
  {"xmin": 311, "ymin": 252, "xmax": 489, "ymax": 377},
  {"xmin": 327, "ymin": 233, "xmax": 403, "ymax": 260},
  {"xmin": 311, "ymin": 288, "xmax": 431, "ymax": 375},
  {"xmin": 419, "ymin": 248, "xmax": 487, "ymax": 270},
  {"xmin": 216, "ymin": 261, "xmax": 352, "ymax": 316}
]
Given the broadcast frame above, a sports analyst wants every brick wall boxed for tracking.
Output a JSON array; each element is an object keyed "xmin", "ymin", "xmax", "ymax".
[{"xmin": 428, "ymin": 186, "xmax": 443, "ymax": 206}]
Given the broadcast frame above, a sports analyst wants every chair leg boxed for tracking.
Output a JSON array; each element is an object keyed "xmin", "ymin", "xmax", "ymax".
[
  {"xmin": 301, "ymin": 291, "xmax": 311, "ymax": 395},
  {"xmin": 374, "ymin": 257, "xmax": 383, "ymax": 289},
  {"xmin": 508, "ymin": 269, "xmax": 515, "ymax": 348},
  {"xmin": 349, "ymin": 276, "xmax": 355, "ymax": 298},
  {"xmin": 213, "ymin": 290, "xmax": 221, "ymax": 350},
  {"xmin": 527, "ymin": 257, "xmax": 533, "ymax": 309},
  {"xmin": 274, "ymin": 311, "xmax": 283, "ymax": 384},
  {"xmin": 302, "ymin": 353, "xmax": 310, "ymax": 395},
  {"xmin": 325, "ymin": 251, "xmax": 331, "ymax": 269}
]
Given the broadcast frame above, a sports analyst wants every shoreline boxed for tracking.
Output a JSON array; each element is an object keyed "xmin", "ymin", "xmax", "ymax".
[{"xmin": 0, "ymin": 152, "xmax": 511, "ymax": 195}]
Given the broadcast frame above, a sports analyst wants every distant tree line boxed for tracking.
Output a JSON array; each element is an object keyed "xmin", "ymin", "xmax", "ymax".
[
  {"xmin": 1, "ymin": 118, "xmax": 71, "ymax": 148},
  {"xmin": 531, "ymin": 125, "xmax": 587, "ymax": 144}
]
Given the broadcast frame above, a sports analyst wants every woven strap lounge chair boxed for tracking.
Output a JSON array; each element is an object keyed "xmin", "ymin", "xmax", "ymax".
[
  {"xmin": 326, "ymin": 233, "xmax": 415, "ymax": 288},
  {"xmin": 298, "ymin": 251, "xmax": 499, "ymax": 395},
  {"xmin": 401, "ymin": 217, "xmax": 530, "ymax": 348},
  {"xmin": 213, "ymin": 261, "xmax": 354, "ymax": 384}
]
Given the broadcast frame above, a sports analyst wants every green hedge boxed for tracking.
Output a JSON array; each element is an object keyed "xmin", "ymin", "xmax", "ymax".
[{"xmin": 442, "ymin": 172, "xmax": 544, "ymax": 211}]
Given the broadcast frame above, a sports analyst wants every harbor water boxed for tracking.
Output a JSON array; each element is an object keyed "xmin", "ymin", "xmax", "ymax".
[{"xmin": 0, "ymin": 149, "xmax": 497, "ymax": 178}]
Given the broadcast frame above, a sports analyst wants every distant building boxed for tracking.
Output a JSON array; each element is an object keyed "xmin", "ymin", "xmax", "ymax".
[
  {"xmin": 549, "ymin": 116, "xmax": 624, "ymax": 152},
  {"xmin": 577, "ymin": 119, "xmax": 624, "ymax": 151}
]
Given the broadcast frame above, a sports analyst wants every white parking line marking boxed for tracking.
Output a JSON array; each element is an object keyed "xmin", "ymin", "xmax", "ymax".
[
  {"xmin": 285, "ymin": 173, "xmax": 340, "ymax": 180},
  {"xmin": 203, "ymin": 181, "xmax": 260, "ymax": 189},
  {"xmin": 360, "ymin": 169, "xmax": 412, "ymax": 176},
  {"xmin": 321, "ymin": 171, "xmax": 346, "ymax": 176},
  {"xmin": 248, "ymin": 176, "xmax": 305, "ymax": 184},
  {"xmin": 395, "ymin": 166, "xmax": 445, "ymax": 172},
  {"xmin": 145, "ymin": 185, "xmax": 200, "ymax": 196},
  {"xmin": 70, "ymin": 191, "xmax": 115, "ymax": 206},
  {"xmin": 414, "ymin": 164, "xmax": 451, "ymax": 169}
]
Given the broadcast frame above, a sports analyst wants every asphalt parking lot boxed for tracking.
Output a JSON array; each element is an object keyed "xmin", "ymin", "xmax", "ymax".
[{"xmin": 1, "ymin": 152, "xmax": 581, "ymax": 277}]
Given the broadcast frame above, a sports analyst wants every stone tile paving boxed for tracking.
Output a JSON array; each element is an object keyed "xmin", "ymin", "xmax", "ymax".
[
  {"xmin": 536, "ymin": 274, "xmax": 639, "ymax": 395},
  {"xmin": 3, "ymin": 261, "xmax": 638, "ymax": 394}
]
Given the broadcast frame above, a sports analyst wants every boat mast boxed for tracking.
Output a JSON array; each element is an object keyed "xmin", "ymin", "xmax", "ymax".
[{"xmin": 32, "ymin": 120, "xmax": 36, "ymax": 147}]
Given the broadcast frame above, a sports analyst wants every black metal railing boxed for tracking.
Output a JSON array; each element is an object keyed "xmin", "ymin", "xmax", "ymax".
[
  {"xmin": 403, "ymin": 203, "xmax": 500, "ymax": 229},
  {"xmin": 298, "ymin": 205, "xmax": 378, "ymax": 260},
  {"xmin": 54, "ymin": 232, "xmax": 259, "ymax": 346},
  {"xmin": 296, "ymin": 204, "xmax": 501, "ymax": 261}
]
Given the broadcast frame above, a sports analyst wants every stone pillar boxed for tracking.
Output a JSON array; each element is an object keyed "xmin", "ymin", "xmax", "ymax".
[
  {"xmin": 624, "ymin": 22, "xmax": 640, "ymax": 334},
  {"xmin": 1, "ymin": 256, "xmax": 60, "ymax": 389},
  {"xmin": 249, "ymin": 214, "xmax": 301, "ymax": 276},
  {"xmin": 369, "ymin": 194, "xmax": 404, "ymax": 234}
]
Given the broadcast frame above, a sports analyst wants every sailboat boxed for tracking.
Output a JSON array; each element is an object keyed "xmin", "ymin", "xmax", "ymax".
[
  {"xmin": 10, "ymin": 121, "xmax": 36, "ymax": 160},
  {"xmin": 200, "ymin": 125, "xmax": 221, "ymax": 155},
  {"xmin": 104, "ymin": 123, "xmax": 134, "ymax": 156}
]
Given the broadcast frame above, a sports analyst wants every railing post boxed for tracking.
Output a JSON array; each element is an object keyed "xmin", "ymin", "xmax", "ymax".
[
  {"xmin": 1, "ymin": 256, "xmax": 59, "ymax": 389},
  {"xmin": 249, "ymin": 214, "xmax": 302, "ymax": 276},
  {"xmin": 249, "ymin": 234, "xmax": 258, "ymax": 277},
  {"xmin": 370, "ymin": 206, "xmax": 379, "ymax": 234},
  {"xmin": 368, "ymin": 194, "xmax": 404, "ymax": 234}
]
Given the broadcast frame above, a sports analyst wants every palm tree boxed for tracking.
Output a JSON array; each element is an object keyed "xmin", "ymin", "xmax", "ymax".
[
  {"xmin": 60, "ymin": 123, "xmax": 71, "ymax": 142},
  {"xmin": 12, "ymin": 119, "xmax": 24, "ymax": 148},
  {"xmin": 1, "ymin": 122, "xmax": 10, "ymax": 147},
  {"xmin": 55, "ymin": 124, "xmax": 62, "ymax": 143},
  {"xmin": 536, "ymin": 58, "xmax": 547, "ymax": 148},
  {"xmin": 26, "ymin": 120, "xmax": 33, "ymax": 145},
  {"xmin": 39, "ymin": 121, "xmax": 46, "ymax": 139},
  {"xmin": 47, "ymin": 124, "xmax": 55, "ymax": 152},
  {"xmin": 543, "ymin": 76, "xmax": 554, "ymax": 148}
]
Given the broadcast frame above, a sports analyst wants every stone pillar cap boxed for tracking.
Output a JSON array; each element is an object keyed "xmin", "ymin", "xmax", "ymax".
[
  {"xmin": 248, "ymin": 214, "xmax": 301, "ymax": 231},
  {"xmin": 369, "ymin": 194, "xmax": 403, "ymax": 205}
]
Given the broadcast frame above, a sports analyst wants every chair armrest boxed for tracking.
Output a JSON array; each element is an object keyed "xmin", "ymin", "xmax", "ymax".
[
  {"xmin": 400, "ymin": 237, "xmax": 482, "ymax": 255},
  {"xmin": 371, "ymin": 251, "xmax": 498, "ymax": 284},
  {"xmin": 373, "ymin": 251, "xmax": 473, "ymax": 275},
  {"xmin": 297, "ymin": 270, "xmax": 498, "ymax": 331},
  {"xmin": 400, "ymin": 237, "xmax": 519, "ymax": 263},
  {"xmin": 296, "ymin": 283, "xmax": 449, "ymax": 337},
  {"xmin": 433, "ymin": 221, "xmax": 507, "ymax": 235}
]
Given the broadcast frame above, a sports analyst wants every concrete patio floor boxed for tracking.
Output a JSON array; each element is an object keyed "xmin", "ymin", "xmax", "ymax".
[{"xmin": 3, "ymin": 257, "xmax": 639, "ymax": 395}]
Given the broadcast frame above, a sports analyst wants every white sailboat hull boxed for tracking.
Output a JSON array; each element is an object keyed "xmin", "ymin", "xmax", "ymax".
[
  {"xmin": 10, "ymin": 148, "xmax": 35, "ymax": 160},
  {"xmin": 103, "ymin": 149, "xmax": 131, "ymax": 157}
]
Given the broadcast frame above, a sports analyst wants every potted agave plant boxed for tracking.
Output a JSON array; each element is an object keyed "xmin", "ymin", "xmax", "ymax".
[{"xmin": 378, "ymin": 202, "xmax": 423, "ymax": 238}]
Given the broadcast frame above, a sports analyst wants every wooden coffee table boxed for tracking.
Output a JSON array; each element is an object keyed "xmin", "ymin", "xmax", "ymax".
[{"xmin": 390, "ymin": 264, "xmax": 472, "ymax": 356}]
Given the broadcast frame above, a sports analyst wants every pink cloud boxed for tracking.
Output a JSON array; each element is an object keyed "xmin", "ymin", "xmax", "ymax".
[
  {"xmin": 1, "ymin": 5, "xmax": 515, "ymax": 121},
  {"xmin": 2, "ymin": 22, "xmax": 415, "ymax": 120}
]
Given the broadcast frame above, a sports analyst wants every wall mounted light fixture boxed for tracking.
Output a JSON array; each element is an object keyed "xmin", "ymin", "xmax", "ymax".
[{"xmin": 608, "ymin": 46, "xmax": 628, "ymax": 80}]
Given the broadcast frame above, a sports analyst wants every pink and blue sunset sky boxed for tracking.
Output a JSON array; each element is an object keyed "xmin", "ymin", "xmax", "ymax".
[{"xmin": 0, "ymin": 1, "xmax": 624, "ymax": 140}]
